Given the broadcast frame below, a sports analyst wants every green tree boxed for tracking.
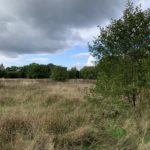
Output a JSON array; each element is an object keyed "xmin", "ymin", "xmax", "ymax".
[
  {"xmin": 5, "ymin": 66, "xmax": 22, "ymax": 78},
  {"xmin": 68, "ymin": 67, "xmax": 79, "ymax": 79},
  {"xmin": 89, "ymin": 2, "xmax": 150, "ymax": 107},
  {"xmin": 51, "ymin": 66, "xmax": 68, "ymax": 81},
  {"xmin": 80, "ymin": 66, "xmax": 96, "ymax": 79},
  {"xmin": 25, "ymin": 63, "xmax": 51, "ymax": 79},
  {"xmin": 0, "ymin": 64, "xmax": 5, "ymax": 78}
]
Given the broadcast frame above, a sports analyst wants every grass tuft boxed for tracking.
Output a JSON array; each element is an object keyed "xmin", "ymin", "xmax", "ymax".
[{"xmin": 0, "ymin": 117, "xmax": 33, "ymax": 149}]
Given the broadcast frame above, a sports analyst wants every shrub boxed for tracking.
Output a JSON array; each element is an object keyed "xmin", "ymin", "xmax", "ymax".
[
  {"xmin": 80, "ymin": 66, "xmax": 96, "ymax": 79},
  {"xmin": 51, "ymin": 66, "xmax": 68, "ymax": 81}
]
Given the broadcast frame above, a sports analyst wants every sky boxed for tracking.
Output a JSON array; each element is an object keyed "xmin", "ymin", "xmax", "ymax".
[{"xmin": 0, "ymin": 0, "xmax": 149, "ymax": 69}]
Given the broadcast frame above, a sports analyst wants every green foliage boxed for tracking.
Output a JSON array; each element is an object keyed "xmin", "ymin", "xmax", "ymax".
[
  {"xmin": 90, "ymin": 2, "xmax": 150, "ymax": 59},
  {"xmin": 0, "ymin": 63, "xmax": 56, "ymax": 79},
  {"xmin": 25, "ymin": 63, "xmax": 51, "ymax": 78},
  {"xmin": 68, "ymin": 67, "xmax": 80, "ymax": 79},
  {"xmin": 5, "ymin": 66, "xmax": 22, "ymax": 78},
  {"xmin": 89, "ymin": 2, "xmax": 150, "ymax": 106},
  {"xmin": 51, "ymin": 66, "xmax": 68, "ymax": 81},
  {"xmin": 0, "ymin": 64, "xmax": 6, "ymax": 78},
  {"xmin": 80, "ymin": 66, "xmax": 97, "ymax": 79},
  {"xmin": 107, "ymin": 128, "xmax": 127, "ymax": 138},
  {"xmin": 0, "ymin": 63, "xmax": 97, "ymax": 80}
]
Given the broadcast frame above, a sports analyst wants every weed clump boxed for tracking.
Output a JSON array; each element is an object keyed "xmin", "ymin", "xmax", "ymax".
[
  {"xmin": 0, "ymin": 97, "xmax": 16, "ymax": 107},
  {"xmin": 45, "ymin": 112, "xmax": 71, "ymax": 134}
]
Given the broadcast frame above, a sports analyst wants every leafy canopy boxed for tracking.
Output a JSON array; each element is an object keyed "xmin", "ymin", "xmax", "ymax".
[{"xmin": 89, "ymin": 2, "xmax": 150, "ymax": 106}]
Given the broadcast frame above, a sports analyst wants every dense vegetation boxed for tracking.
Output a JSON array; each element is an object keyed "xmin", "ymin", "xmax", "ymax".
[
  {"xmin": 51, "ymin": 66, "xmax": 68, "ymax": 81},
  {"xmin": 89, "ymin": 2, "xmax": 150, "ymax": 108},
  {"xmin": 0, "ymin": 63, "xmax": 96, "ymax": 80},
  {"xmin": 0, "ymin": 79, "xmax": 149, "ymax": 150}
]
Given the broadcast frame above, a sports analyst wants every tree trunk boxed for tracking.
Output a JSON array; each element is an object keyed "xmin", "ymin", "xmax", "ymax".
[{"xmin": 132, "ymin": 93, "xmax": 136, "ymax": 108}]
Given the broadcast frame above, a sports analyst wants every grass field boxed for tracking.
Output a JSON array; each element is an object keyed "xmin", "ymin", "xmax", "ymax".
[{"xmin": 0, "ymin": 79, "xmax": 149, "ymax": 150}]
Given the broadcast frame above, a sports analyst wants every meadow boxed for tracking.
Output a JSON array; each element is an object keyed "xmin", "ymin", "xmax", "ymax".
[{"xmin": 0, "ymin": 79, "xmax": 149, "ymax": 150}]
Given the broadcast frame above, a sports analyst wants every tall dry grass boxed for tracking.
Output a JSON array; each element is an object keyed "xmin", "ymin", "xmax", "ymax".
[
  {"xmin": 0, "ymin": 79, "xmax": 97, "ymax": 150},
  {"xmin": 0, "ymin": 79, "xmax": 149, "ymax": 150}
]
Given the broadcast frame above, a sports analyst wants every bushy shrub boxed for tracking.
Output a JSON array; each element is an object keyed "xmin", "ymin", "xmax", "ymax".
[{"xmin": 51, "ymin": 66, "xmax": 68, "ymax": 81}]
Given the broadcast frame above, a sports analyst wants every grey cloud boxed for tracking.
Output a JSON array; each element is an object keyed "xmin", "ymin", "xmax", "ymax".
[{"xmin": 0, "ymin": 0, "xmax": 128, "ymax": 56}]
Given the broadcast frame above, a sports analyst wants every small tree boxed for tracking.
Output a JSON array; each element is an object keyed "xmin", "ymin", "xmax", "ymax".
[
  {"xmin": 89, "ymin": 2, "xmax": 150, "ymax": 107},
  {"xmin": 51, "ymin": 66, "xmax": 68, "ymax": 81},
  {"xmin": 0, "ymin": 64, "xmax": 5, "ymax": 78},
  {"xmin": 68, "ymin": 67, "xmax": 79, "ymax": 79}
]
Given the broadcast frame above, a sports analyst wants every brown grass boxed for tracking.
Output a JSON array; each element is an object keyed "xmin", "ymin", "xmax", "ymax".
[
  {"xmin": 0, "ymin": 79, "xmax": 149, "ymax": 150},
  {"xmin": 0, "ymin": 79, "xmax": 95, "ymax": 150}
]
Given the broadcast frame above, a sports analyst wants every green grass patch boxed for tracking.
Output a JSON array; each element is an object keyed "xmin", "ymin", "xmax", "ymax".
[
  {"xmin": 107, "ymin": 128, "xmax": 127, "ymax": 138},
  {"xmin": 144, "ymin": 128, "xmax": 150, "ymax": 144}
]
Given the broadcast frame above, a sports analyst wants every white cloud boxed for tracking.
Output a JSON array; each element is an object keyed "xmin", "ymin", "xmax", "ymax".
[
  {"xmin": 73, "ymin": 52, "xmax": 96, "ymax": 68},
  {"xmin": 27, "ymin": 57, "xmax": 49, "ymax": 63},
  {"xmin": 86, "ymin": 55, "xmax": 96, "ymax": 66},
  {"xmin": 69, "ymin": 62, "xmax": 84, "ymax": 70},
  {"xmin": 137, "ymin": 0, "xmax": 150, "ymax": 10},
  {"xmin": 0, "ymin": 54, "xmax": 24, "ymax": 66},
  {"xmin": 73, "ymin": 52, "xmax": 90, "ymax": 58}
]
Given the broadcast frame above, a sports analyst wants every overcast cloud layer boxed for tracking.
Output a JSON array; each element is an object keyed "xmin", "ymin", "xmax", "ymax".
[{"xmin": 0, "ymin": 0, "xmax": 132, "ymax": 57}]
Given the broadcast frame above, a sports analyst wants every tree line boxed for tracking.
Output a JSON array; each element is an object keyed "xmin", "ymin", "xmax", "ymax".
[{"xmin": 0, "ymin": 63, "xmax": 96, "ymax": 80}]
